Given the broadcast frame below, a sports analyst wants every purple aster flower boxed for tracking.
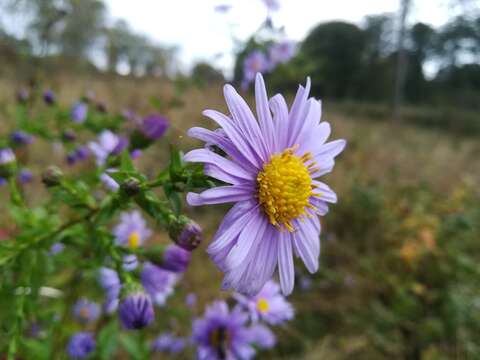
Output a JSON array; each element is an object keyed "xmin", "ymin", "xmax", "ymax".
[
  {"xmin": 118, "ymin": 291, "xmax": 154, "ymax": 330},
  {"xmin": 140, "ymin": 114, "xmax": 170, "ymax": 140},
  {"xmin": 192, "ymin": 301, "xmax": 256, "ymax": 360},
  {"xmin": 268, "ymin": 41, "xmax": 296, "ymax": 66},
  {"xmin": 130, "ymin": 149, "xmax": 142, "ymax": 160},
  {"xmin": 152, "ymin": 333, "xmax": 186, "ymax": 354},
  {"xmin": 49, "ymin": 242, "xmax": 65, "ymax": 255},
  {"xmin": 71, "ymin": 102, "xmax": 88, "ymax": 123},
  {"xmin": 112, "ymin": 210, "xmax": 152, "ymax": 249},
  {"xmin": 242, "ymin": 50, "xmax": 271, "ymax": 88},
  {"xmin": 99, "ymin": 267, "xmax": 121, "ymax": 314},
  {"xmin": 89, "ymin": 130, "xmax": 126, "ymax": 166},
  {"xmin": 248, "ymin": 324, "xmax": 275, "ymax": 349},
  {"xmin": 0, "ymin": 148, "xmax": 16, "ymax": 165},
  {"xmin": 100, "ymin": 170, "xmax": 119, "ymax": 191},
  {"xmin": 141, "ymin": 262, "xmax": 178, "ymax": 306},
  {"xmin": 66, "ymin": 332, "xmax": 96, "ymax": 359},
  {"xmin": 72, "ymin": 298, "xmax": 101, "ymax": 324},
  {"xmin": 262, "ymin": 0, "xmax": 280, "ymax": 12},
  {"xmin": 184, "ymin": 73, "xmax": 346, "ymax": 296},
  {"xmin": 18, "ymin": 169, "xmax": 33, "ymax": 184},
  {"xmin": 43, "ymin": 90, "xmax": 55, "ymax": 105},
  {"xmin": 0, "ymin": 178, "xmax": 7, "ymax": 186},
  {"xmin": 10, "ymin": 131, "xmax": 33, "ymax": 145},
  {"xmin": 161, "ymin": 244, "xmax": 191, "ymax": 273},
  {"xmin": 234, "ymin": 280, "xmax": 293, "ymax": 325}
]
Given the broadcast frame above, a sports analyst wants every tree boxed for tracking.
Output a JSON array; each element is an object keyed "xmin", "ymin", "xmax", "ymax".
[{"xmin": 301, "ymin": 21, "xmax": 366, "ymax": 98}]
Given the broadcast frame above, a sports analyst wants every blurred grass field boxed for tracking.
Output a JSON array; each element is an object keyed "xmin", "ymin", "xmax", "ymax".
[{"xmin": 1, "ymin": 74, "xmax": 479, "ymax": 359}]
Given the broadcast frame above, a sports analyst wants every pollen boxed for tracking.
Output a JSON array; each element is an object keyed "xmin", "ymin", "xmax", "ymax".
[
  {"xmin": 127, "ymin": 231, "xmax": 140, "ymax": 249},
  {"xmin": 257, "ymin": 147, "xmax": 317, "ymax": 232},
  {"xmin": 256, "ymin": 298, "xmax": 270, "ymax": 313}
]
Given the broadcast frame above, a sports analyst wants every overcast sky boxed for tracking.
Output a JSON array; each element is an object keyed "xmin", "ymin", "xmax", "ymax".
[{"xmin": 103, "ymin": 0, "xmax": 458, "ymax": 73}]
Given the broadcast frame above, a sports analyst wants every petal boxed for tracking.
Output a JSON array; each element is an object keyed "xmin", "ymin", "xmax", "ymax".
[
  {"xmin": 278, "ymin": 232, "xmax": 295, "ymax": 295},
  {"xmin": 225, "ymin": 212, "xmax": 268, "ymax": 269},
  {"xmin": 300, "ymin": 122, "xmax": 331, "ymax": 155},
  {"xmin": 292, "ymin": 98, "xmax": 322, "ymax": 147},
  {"xmin": 313, "ymin": 139, "xmax": 346, "ymax": 160},
  {"xmin": 255, "ymin": 74, "xmax": 275, "ymax": 153},
  {"xmin": 224, "ymin": 84, "xmax": 268, "ymax": 162},
  {"xmin": 207, "ymin": 203, "xmax": 260, "ymax": 254},
  {"xmin": 293, "ymin": 220, "xmax": 320, "ymax": 273},
  {"xmin": 269, "ymin": 94, "xmax": 289, "ymax": 152},
  {"xmin": 287, "ymin": 78, "xmax": 311, "ymax": 147},
  {"xmin": 184, "ymin": 149, "xmax": 253, "ymax": 182},
  {"xmin": 203, "ymin": 110, "xmax": 261, "ymax": 169},
  {"xmin": 312, "ymin": 181, "xmax": 338, "ymax": 203},
  {"xmin": 187, "ymin": 127, "xmax": 257, "ymax": 173},
  {"xmin": 309, "ymin": 198, "xmax": 329, "ymax": 216},
  {"xmin": 186, "ymin": 185, "xmax": 253, "ymax": 206}
]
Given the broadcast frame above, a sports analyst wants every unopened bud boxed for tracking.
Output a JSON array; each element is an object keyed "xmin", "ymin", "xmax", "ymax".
[
  {"xmin": 120, "ymin": 178, "xmax": 141, "ymax": 196},
  {"xmin": 168, "ymin": 215, "xmax": 203, "ymax": 251},
  {"xmin": 41, "ymin": 166, "xmax": 63, "ymax": 187}
]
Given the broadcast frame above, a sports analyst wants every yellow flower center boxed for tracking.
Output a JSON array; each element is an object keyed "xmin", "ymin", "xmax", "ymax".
[
  {"xmin": 256, "ymin": 298, "xmax": 270, "ymax": 313},
  {"xmin": 128, "ymin": 231, "xmax": 140, "ymax": 249},
  {"xmin": 257, "ymin": 147, "xmax": 318, "ymax": 232}
]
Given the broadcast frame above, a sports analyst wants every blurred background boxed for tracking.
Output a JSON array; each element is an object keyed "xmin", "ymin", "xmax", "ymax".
[{"xmin": 1, "ymin": 0, "xmax": 480, "ymax": 359}]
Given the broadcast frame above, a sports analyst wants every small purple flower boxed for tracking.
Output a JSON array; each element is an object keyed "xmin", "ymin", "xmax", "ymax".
[
  {"xmin": 185, "ymin": 293, "xmax": 197, "ymax": 308},
  {"xmin": 242, "ymin": 50, "xmax": 270, "ymax": 88},
  {"xmin": 0, "ymin": 178, "xmax": 7, "ymax": 186},
  {"xmin": 141, "ymin": 263, "xmax": 178, "ymax": 306},
  {"xmin": 262, "ymin": 0, "xmax": 280, "ymax": 12},
  {"xmin": 161, "ymin": 244, "xmax": 191, "ymax": 273},
  {"xmin": 192, "ymin": 301, "xmax": 256, "ymax": 360},
  {"xmin": 214, "ymin": 4, "xmax": 232, "ymax": 13},
  {"xmin": 43, "ymin": 90, "xmax": 55, "ymax": 105},
  {"xmin": 89, "ymin": 130, "xmax": 125, "ymax": 166},
  {"xmin": 140, "ymin": 114, "xmax": 169, "ymax": 140},
  {"xmin": 99, "ymin": 267, "xmax": 121, "ymax": 314},
  {"xmin": 49, "ymin": 242, "xmax": 65, "ymax": 255},
  {"xmin": 18, "ymin": 169, "xmax": 33, "ymax": 184},
  {"xmin": 152, "ymin": 333, "xmax": 186, "ymax": 354},
  {"xmin": 10, "ymin": 131, "xmax": 33, "ymax": 146},
  {"xmin": 100, "ymin": 170, "xmax": 119, "ymax": 191},
  {"xmin": 73, "ymin": 298, "xmax": 101, "ymax": 324},
  {"xmin": 66, "ymin": 146, "xmax": 89, "ymax": 165},
  {"xmin": 268, "ymin": 41, "xmax": 296, "ymax": 66},
  {"xmin": 113, "ymin": 210, "xmax": 152, "ymax": 249},
  {"xmin": 0, "ymin": 148, "xmax": 16, "ymax": 165},
  {"xmin": 234, "ymin": 280, "xmax": 294, "ymax": 325},
  {"xmin": 66, "ymin": 332, "xmax": 96, "ymax": 359},
  {"xmin": 248, "ymin": 324, "xmax": 275, "ymax": 349},
  {"xmin": 130, "ymin": 149, "xmax": 142, "ymax": 160},
  {"xmin": 118, "ymin": 291, "xmax": 154, "ymax": 330},
  {"xmin": 71, "ymin": 102, "xmax": 88, "ymax": 123}
]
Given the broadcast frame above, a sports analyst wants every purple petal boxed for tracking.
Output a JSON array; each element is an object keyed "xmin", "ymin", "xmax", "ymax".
[
  {"xmin": 313, "ymin": 139, "xmax": 346, "ymax": 160},
  {"xmin": 269, "ymin": 94, "xmax": 289, "ymax": 152},
  {"xmin": 255, "ymin": 74, "xmax": 275, "ymax": 153},
  {"xmin": 312, "ymin": 181, "xmax": 338, "ymax": 203},
  {"xmin": 186, "ymin": 185, "xmax": 253, "ymax": 206},
  {"xmin": 287, "ymin": 78, "xmax": 311, "ymax": 147},
  {"xmin": 293, "ymin": 220, "xmax": 320, "ymax": 273},
  {"xmin": 278, "ymin": 232, "xmax": 294, "ymax": 295}
]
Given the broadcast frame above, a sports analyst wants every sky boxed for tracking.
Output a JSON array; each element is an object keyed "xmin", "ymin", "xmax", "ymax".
[{"xmin": 103, "ymin": 0, "xmax": 457, "ymax": 74}]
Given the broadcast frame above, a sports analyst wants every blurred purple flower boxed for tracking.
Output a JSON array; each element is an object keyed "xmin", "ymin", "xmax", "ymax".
[
  {"xmin": 130, "ymin": 149, "xmax": 142, "ymax": 160},
  {"xmin": 262, "ymin": 0, "xmax": 280, "ymax": 12},
  {"xmin": 89, "ymin": 130, "xmax": 128, "ymax": 166},
  {"xmin": 49, "ymin": 242, "xmax": 65, "ymax": 255},
  {"xmin": 141, "ymin": 114, "xmax": 169, "ymax": 140},
  {"xmin": 268, "ymin": 41, "xmax": 296, "ymax": 66},
  {"xmin": 99, "ymin": 267, "xmax": 121, "ymax": 314},
  {"xmin": 66, "ymin": 332, "xmax": 96, "ymax": 359},
  {"xmin": 43, "ymin": 90, "xmax": 55, "ymax": 105},
  {"xmin": 234, "ymin": 280, "xmax": 294, "ymax": 325},
  {"xmin": 141, "ymin": 262, "xmax": 178, "ymax": 306},
  {"xmin": 248, "ymin": 324, "xmax": 276, "ymax": 349},
  {"xmin": 185, "ymin": 293, "xmax": 197, "ymax": 307},
  {"xmin": 123, "ymin": 254, "xmax": 139, "ymax": 272},
  {"xmin": 0, "ymin": 148, "xmax": 16, "ymax": 165},
  {"xmin": 192, "ymin": 301, "xmax": 256, "ymax": 360},
  {"xmin": 161, "ymin": 244, "xmax": 191, "ymax": 273},
  {"xmin": 16, "ymin": 89, "xmax": 29, "ymax": 104},
  {"xmin": 152, "ymin": 333, "xmax": 185, "ymax": 354},
  {"xmin": 214, "ymin": 4, "xmax": 232, "ymax": 13},
  {"xmin": 71, "ymin": 102, "xmax": 88, "ymax": 123},
  {"xmin": 118, "ymin": 291, "xmax": 154, "ymax": 330},
  {"xmin": 67, "ymin": 146, "xmax": 89, "ymax": 165},
  {"xmin": 18, "ymin": 169, "xmax": 33, "ymax": 184},
  {"xmin": 100, "ymin": 170, "xmax": 119, "ymax": 191},
  {"xmin": 0, "ymin": 178, "xmax": 7, "ymax": 186},
  {"xmin": 113, "ymin": 210, "xmax": 152, "ymax": 249},
  {"xmin": 10, "ymin": 131, "xmax": 33, "ymax": 146},
  {"xmin": 72, "ymin": 298, "xmax": 101, "ymax": 325},
  {"xmin": 242, "ymin": 50, "xmax": 270, "ymax": 88}
]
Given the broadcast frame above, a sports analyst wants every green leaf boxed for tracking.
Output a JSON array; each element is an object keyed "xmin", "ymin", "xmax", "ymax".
[
  {"xmin": 98, "ymin": 320, "xmax": 119, "ymax": 359},
  {"xmin": 120, "ymin": 150, "xmax": 135, "ymax": 172}
]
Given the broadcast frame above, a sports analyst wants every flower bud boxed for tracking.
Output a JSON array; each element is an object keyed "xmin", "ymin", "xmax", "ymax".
[
  {"xmin": 168, "ymin": 215, "xmax": 203, "ymax": 251},
  {"xmin": 62, "ymin": 129, "xmax": 77, "ymax": 142},
  {"xmin": 118, "ymin": 289, "xmax": 154, "ymax": 330},
  {"xmin": 43, "ymin": 90, "xmax": 55, "ymax": 105},
  {"xmin": 140, "ymin": 114, "xmax": 169, "ymax": 140},
  {"xmin": 41, "ymin": 166, "xmax": 63, "ymax": 187},
  {"xmin": 10, "ymin": 131, "xmax": 33, "ymax": 146},
  {"xmin": 120, "ymin": 177, "xmax": 141, "ymax": 196},
  {"xmin": 161, "ymin": 244, "xmax": 191, "ymax": 272}
]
